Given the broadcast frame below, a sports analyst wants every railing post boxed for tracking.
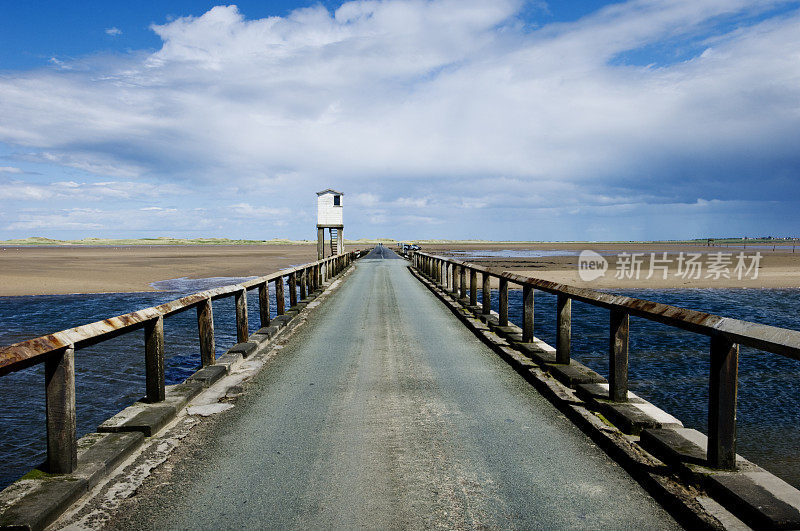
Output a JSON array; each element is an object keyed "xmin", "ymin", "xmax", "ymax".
[
  {"xmin": 275, "ymin": 277, "xmax": 285, "ymax": 315},
  {"xmin": 289, "ymin": 272, "xmax": 297, "ymax": 308},
  {"xmin": 144, "ymin": 315, "xmax": 165, "ymax": 402},
  {"xmin": 708, "ymin": 335, "xmax": 739, "ymax": 469},
  {"xmin": 556, "ymin": 295, "xmax": 571, "ymax": 364},
  {"xmin": 235, "ymin": 288, "xmax": 249, "ymax": 342},
  {"xmin": 197, "ymin": 297, "xmax": 215, "ymax": 366},
  {"xmin": 482, "ymin": 272, "xmax": 491, "ymax": 314},
  {"xmin": 452, "ymin": 265, "xmax": 460, "ymax": 296},
  {"xmin": 448, "ymin": 263, "xmax": 454, "ymax": 290},
  {"xmin": 459, "ymin": 266, "xmax": 467, "ymax": 300},
  {"xmin": 469, "ymin": 268, "xmax": 477, "ymax": 306},
  {"xmin": 258, "ymin": 281, "xmax": 270, "ymax": 327},
  {"xmin": 499, "ymin": 277, "xmax": 508, "ymax": 326},
  {"xmin": 609, "ymin": 309, "xmax": 629, "ymax": 402},
  {"xmin": 45, "ymin": 345, "xmax": 76, "ymax": 474},
  {"xmin": 300, "ymin": 268, "xmax": 307, "ymax": 300},
  {"xmin": 522, "ymin": 284, "xmax": 534, "ymax": 343}
]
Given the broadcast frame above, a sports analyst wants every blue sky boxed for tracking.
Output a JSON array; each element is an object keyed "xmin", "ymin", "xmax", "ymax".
[{"xmin": 1, "ymin": 0, "xmax": 799, "ymax": 241}]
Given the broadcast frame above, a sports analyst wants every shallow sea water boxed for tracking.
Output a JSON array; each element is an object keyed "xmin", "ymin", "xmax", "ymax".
[{"xmin": 0, "ymin": 276, "xmax": 291, "ymax": 489}]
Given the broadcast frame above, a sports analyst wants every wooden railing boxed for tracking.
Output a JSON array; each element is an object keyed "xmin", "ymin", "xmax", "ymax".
[
  {"xmin": 412, "ymin": 251, "xmax": 800, "ymax": 470},
  {"xmin": 0, "ymin": 250, "xmax": 363, "ymax": 474}
]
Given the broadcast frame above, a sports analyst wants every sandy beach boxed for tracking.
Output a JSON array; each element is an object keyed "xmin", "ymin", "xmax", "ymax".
[
  {"xmin": 422, "ymin": 242, "xmax": 800, "ymax": 289},
  {"xmin": 1, "ymin": 241, "xmax": 799, "ymax": 296},
  {"xmin": 0, "ymin": 244, "xmax": 321, "ymax": 296}
]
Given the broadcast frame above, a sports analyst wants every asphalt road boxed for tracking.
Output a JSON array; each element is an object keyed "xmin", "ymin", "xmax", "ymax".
[
  {"xmin": 109, "ymin": 254, "xmax": 679, "ymax": 529},
  {"xmin": 362, "ymin": 243, "xmax": 404, "ymax": 259}
]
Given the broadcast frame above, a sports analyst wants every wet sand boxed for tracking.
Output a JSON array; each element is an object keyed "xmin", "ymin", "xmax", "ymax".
[
  {"xmin": 422, "ymin": 242, "xmax": 800, "ymax": 289},
  {"xmin": 0, "ymin": 245, "xmax": 321, "ymax": 296},
  {"xmin": 2, "ymin": 242, "xmax": 799, "ymax": 296}
]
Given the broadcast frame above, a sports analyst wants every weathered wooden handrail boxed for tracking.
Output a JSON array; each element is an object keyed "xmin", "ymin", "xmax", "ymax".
[
  {"xmin": 412, "ymin": 251, "xmax": 800, "ymax": 471},
  {"xmin": 0, "ymin": 249, "xmax": 364, "ymax": 474}
]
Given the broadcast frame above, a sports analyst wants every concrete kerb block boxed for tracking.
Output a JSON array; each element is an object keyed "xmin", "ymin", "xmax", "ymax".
[
  {"xmin": 75, "ymin": 432, "xmax": 145, "ymax": 488},
  {"xmin": 477, "ymin": 313, "xmax": 499, "ymax": 326},
  {"xmin": 575, "ymin": 382, "xmax": 641, "ymax": 404},
  {"xmin": 498, "ymin": 346, "xmax": 537, "ymax": 371},
  {"xmin": 640, "ymin": 426, "xmax": 800, "ymax": 530},
  {"xmin": 513, "ymin": 342, "xmax": 557, "ymax": 365},
  {"xmin": 216, "ymin": 352, "xmax": 244, "ymax": 372},
  {"xmin": 225, "ymin": 341, "xmax": 258, "ymax": 358},
  {"xmin": 97, "ymin": 369, "xmax": 220, "ymax": 437},
  {"xmin": 98, "ymin": 403, "xmax": 178, "ymax": 437},
  {"xmin": 187, "ymin": 364, "xmax": 228, "ymax": 388},
  {"xmin": 525, "ymin": 368, "xmax": 584, "ymax": 407},
  {"xmin": 248, "ymin": 332, "xmax": 269, "ymax": 346},
  {"xmin": 464, "ymin": 317, "xmax": 490, "ymax": 333},
  {"xmin": 594, "ymin": 400, "xmax": 683, "ymax": 436},
  {"xmin": 0, "ymin": 431, "xmax": 146, "ymax": 530},
  {"xmin": 0, "ymin": 476, "xmax": 89, "ymax": 531},
  {"xmin": 574, "ymin": 383, "xmax": 683, "ymax": 436},
  {"xmin": 270, "ymin": 315, "xmax": 292, "ymax": 329},
  {"xmin": 255, "ymin": 325, "xmax": 281, "ymax": 338},
  {"xmin": 703, "ymin": 469, "xmax": 800, "ymax": 529},
  {"xmin": 165, "ymin": 380, "xmax": 204, "ymax": 406},
  {"xmin": 545, "ymin": 360, "xmax": 607, "ymax": 388},
  {"xmin": 493, "ymin": 325, "xmax": 522, "ymax": 338},
  {"xmin": 639, "ymin": 428, "xmax": 711, "ymax": 468}
]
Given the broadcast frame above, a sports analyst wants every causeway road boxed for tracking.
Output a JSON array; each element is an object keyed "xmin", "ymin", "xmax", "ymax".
[{"xmin": 108, "ymin": 247, "xmax": 679, "ymax": 529}]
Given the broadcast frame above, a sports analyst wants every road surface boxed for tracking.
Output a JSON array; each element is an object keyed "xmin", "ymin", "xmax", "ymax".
[{"xmin": 107, "ymin": 249, "xmax": 679, "ymax": 529}]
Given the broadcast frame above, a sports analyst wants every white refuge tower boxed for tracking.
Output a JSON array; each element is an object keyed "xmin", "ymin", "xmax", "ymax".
[{"xmin": 316, "ymin": 189, "xmax": 344, "ymax": 259}]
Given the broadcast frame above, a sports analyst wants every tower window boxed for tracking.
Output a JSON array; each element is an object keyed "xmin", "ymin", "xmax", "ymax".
[{"xmin": 333, "ymin": 195, "xmax": 341, "ymax": 206}]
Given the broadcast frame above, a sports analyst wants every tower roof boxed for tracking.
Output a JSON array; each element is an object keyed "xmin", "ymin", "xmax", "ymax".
[{"xmin": 316, "ymin": 189, "xmax": 344, "ymax": 196}]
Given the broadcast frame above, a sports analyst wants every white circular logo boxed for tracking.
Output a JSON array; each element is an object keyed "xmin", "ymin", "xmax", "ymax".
[{"xmin": 578, "ymin": 250, "xmax": 608, "ymax": 281}]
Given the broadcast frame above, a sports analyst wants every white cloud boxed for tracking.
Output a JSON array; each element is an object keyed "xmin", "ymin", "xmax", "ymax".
[
  {"xmin": 0, "ymin": 180, "xmax": 186, "ymax": 201},
  {"xmin": 228, "ymin": 203, "xmax": 291, "ymax": 218},
  {"xmin": 350, "ymin": 193, "xmax": 381, "ymax": 207},
  {"xmin": 0, "ymin": 0, "xmax": 799, "ymax": 239},
  {"xmin": 105, "ymin": 27, "xmax": 122, "ymax": 36},
  {"xmin": 0, "ymin": 167, "xmax": 23, "ymax": 174}
]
